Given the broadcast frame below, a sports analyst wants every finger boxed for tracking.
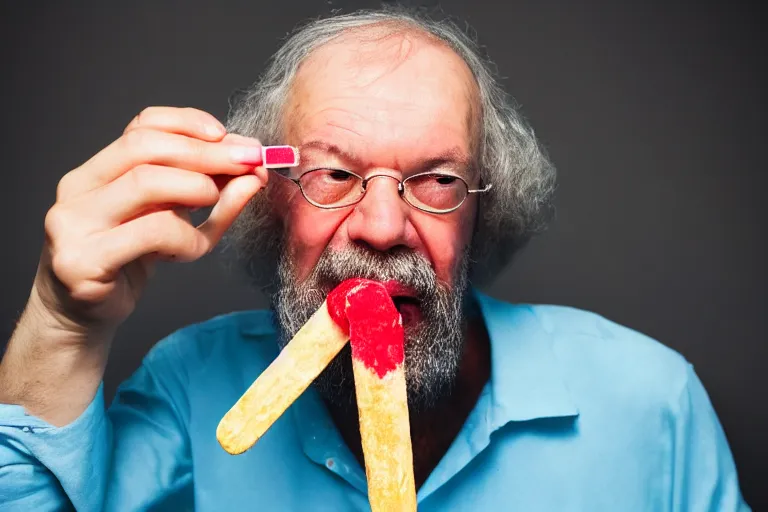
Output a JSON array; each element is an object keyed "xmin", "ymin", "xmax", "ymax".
[
  {"xmin": 124, "ymin": 106, "xmax": 226, "ymax": 142},
  {"xmin": 221, "ymin": 133, "xmax": 262, "ymax": 145},
  {"xmin": 84, "ymin": 165, "xmax": 221, "ymax": 227},
  {"xmin": 210, "ymin": 165, "xmax": 268, "ymax": 192},
  {"xmin": 199, "ymin": 174, "xmax": 265, "ymax": 247},
  {"xmin": 96, "ymin": 209, "xmax": 212, "ymax": 273},
  {"xmin": 52, "ymin": 209, "xmax": 205, "ymax": 302},
  {"xmin": 120, "ymin": 253, "xmax": 158, "ymax": 296},
  {"xmin": 59, "ymin": 130, "xmax": 263, "ymax": 200}
]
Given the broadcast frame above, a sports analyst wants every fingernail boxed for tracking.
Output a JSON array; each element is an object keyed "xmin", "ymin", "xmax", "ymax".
[{"xmin": 230, "ymin": 145, "xmax": 263, "ymax": 165}]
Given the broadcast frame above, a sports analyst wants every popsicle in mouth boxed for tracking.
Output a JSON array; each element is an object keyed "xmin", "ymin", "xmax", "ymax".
[
  {"xmin": 216, "ymin": 278, "xmax": 417, "ymax": 511},
  {"xmin": 327, "ymin": 279, "xmax": 417, "ymax": 512}
]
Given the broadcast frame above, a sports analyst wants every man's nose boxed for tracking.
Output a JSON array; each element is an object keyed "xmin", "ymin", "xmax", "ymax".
[{"xmin": 346, "ymin": 175, "xmax": 411, "ymax": 252}]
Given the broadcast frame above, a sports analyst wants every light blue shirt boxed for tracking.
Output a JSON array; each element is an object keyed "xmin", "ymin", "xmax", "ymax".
[{"xmin": 0, "ymin": 291, "xmax": 750, "ymax": 511}]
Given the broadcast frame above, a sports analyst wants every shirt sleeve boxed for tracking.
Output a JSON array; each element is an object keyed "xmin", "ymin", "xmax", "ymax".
[
  {"xmin": 0, "ymin": 383, "xmax": 109, "ymax": 512},
  {"xmin": 671, "ymin": 364, "xmax": 752, "ymax": 511},
  {"xmin": 0, "ymin": 335, "xmax": 194, "ymax": 512}
]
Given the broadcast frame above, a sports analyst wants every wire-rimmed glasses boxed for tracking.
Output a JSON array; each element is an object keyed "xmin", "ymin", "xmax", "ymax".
[{"xmin": 271, "ymin": 167, "xmax": 492, "ymax": 214}]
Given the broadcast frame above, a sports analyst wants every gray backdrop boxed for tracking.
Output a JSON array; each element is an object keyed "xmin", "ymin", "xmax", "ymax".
[{"xmin": 1, "ymin": 0, "xmax": 765, "ymax": 508}]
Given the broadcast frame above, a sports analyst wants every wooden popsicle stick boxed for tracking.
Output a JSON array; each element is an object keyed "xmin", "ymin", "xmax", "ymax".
[
  {"xmin": 353, "ymin": 359, "xmax": 417, "ymax": 511},
  {"xmin": 336, "ymin": 280, "xmax": 417, "ymax": 512},
  {"xmin": 216, "ymin": 300, "xmax": 348, "ymax": 455}
]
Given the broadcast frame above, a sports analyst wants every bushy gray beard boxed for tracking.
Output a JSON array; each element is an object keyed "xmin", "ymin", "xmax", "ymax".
[{"xmin": 271, "ymin": 243, "xmax": 470, "ymax": 413}]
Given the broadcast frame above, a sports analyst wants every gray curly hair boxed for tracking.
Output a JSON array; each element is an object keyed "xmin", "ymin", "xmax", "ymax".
[{"xmin": 222, "ymin": 4, "xmax": 556, "ymax": 291}]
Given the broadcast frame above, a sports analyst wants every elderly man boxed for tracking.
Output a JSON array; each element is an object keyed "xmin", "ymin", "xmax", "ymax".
[{"xmin": 0, "ymin": 6, "xmax": 750, "ymax": 512}]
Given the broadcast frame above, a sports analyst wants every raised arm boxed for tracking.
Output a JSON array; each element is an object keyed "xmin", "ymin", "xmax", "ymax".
[{"xmin": 0, "ymin": 106, "xmax": 266, "ymax": 509}]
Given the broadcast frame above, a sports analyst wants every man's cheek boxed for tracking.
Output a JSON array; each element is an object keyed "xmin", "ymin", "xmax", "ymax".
[
  {"xmin": 283, "ymin": 206, "xmax": 350, "ymax": 281},
  {"xmin": 413, "ymin": 219, "xmax": 468, "ymax": 285},
  {"xmin": 434, "ymin": 251, "xmax": 460, "ymax": 285}
]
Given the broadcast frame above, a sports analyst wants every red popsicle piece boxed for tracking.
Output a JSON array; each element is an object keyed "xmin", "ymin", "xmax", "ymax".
[
  {"xmin": 326, "ymin": 278, "xmax": 415, "ymax": 511},
  {"xmin": 327, "ymin": 278, "xmax": 404, "ymax": 378},
  {"xmin": 262, "ymin": 145, "xmax": 299, "ymax": 168}
]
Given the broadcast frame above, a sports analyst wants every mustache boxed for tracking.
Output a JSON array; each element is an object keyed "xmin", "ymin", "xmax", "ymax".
[{"xmin": 303, "ymin": 244, "xmax": 440, "ymax": 301}]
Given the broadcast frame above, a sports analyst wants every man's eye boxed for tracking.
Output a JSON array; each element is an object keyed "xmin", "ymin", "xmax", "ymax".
[
  {"xmin": 435, "ymin": 175, "xmax": 458, "ymax": 185},
  {"xmin": 328, "ymin": 170, "xmax": 353, "ymax": 181}
]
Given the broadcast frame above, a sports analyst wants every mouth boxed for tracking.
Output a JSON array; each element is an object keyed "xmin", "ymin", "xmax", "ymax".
[
  {"xmin": 325, "ymin": 278, "xmax": 423, "ymax": 325},
  {"xmin": 383, "ymin": 280, "xmax": 422, "ymax": 325},
  {"xmin": 392, "ymin": 298, "xmax": 421, "ymax": 326},
  {"xmin": 391, "ymin": 295, "xmax": 420, "ymax": 312}
]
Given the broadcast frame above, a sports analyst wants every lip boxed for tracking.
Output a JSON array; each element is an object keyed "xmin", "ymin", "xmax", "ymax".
[{"xmin": 381, "ymin": 280, "xmax": 418, "ymax": 299}]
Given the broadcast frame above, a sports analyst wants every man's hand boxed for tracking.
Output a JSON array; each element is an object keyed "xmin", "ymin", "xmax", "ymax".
[
  {"xmin": 38, "ymin": 106, "xmax": 265, "ymax": 330},
  {"xmin": 0, "ymin": 107, "xmax": 267, "ymax": 425}
]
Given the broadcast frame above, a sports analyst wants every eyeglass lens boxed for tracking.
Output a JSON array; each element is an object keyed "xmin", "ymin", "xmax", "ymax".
[
  {"xmin": 297, "ymin": 168, "xmax": 469, "ymax": 212},
  {"xmin": 299, "ymin": 168, "xmax": 363, "ymax": 207},
  {"xmin": 403, "ymin": 173, "xmax": 467, "ymax": 212}
]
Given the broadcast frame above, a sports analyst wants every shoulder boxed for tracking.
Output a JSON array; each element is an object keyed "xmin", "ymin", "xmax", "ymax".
[
  {"xmin": 531, "ymin": 303, "xmax": 687, "ymax": 366},
  {"xmin": 478, "ymin": 291, "xmax": 696, "ymax": 414},
  {"xmin": 532, "ymin": 302, "xmax": 694, "ymax": 411}
]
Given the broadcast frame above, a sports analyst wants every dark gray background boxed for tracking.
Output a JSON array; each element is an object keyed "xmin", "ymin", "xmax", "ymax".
[{"xmin": 1, "ymin": 0, "xmax": 765, "ymax": 508}]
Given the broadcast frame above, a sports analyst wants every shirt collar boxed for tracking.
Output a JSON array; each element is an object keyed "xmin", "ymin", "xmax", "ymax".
[
  {"xmin": 242, "ymin": 290, "xmax": 580, "ymax": 427},
  {"xmin": 241, "ymin": 290, "xmax": 580, "ymax": 428},
  {"xmin": 473, "ymin": 289, "xmax": 579, "ymax": 429}
]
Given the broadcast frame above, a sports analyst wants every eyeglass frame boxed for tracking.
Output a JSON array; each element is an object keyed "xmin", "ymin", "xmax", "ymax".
[{"xmin": 270, "ymin": 167, "xmax": 493, "ymax": 214}]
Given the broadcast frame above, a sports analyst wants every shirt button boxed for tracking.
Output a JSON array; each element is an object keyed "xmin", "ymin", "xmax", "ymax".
[
  {"xmin": 326, "ymin": 458, "xmax": 335, "ymax": 470},
  {"xmin": 22, "ymin": 427, "xmax": 31, "ymax": 433}
]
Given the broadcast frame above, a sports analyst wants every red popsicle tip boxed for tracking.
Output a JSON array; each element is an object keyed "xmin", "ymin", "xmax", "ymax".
[
  {"xmin": 326, "ymin": 278, "xmax": 367, "ymax": 334},
  {"xmin": 262, "ymin": 145, "xmax": 299, "ymax": 168},
  {"xmin": 326, "ymin": 278, "xmax": 404, "ymax": 378}
]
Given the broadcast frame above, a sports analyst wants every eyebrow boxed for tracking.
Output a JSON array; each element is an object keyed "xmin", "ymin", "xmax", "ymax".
[
  {"xmin": 298, "ymin": 140, "xmax": 362, "ymax": 165},
  {"xmin": 297, "ymin": 140, "xmax": 473, "ymax": 173}
]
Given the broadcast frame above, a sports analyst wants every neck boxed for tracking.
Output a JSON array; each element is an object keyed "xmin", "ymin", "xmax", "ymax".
[{"xmin": 325, "ymin": 307, "xmax": 491, "ymax": 489}]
